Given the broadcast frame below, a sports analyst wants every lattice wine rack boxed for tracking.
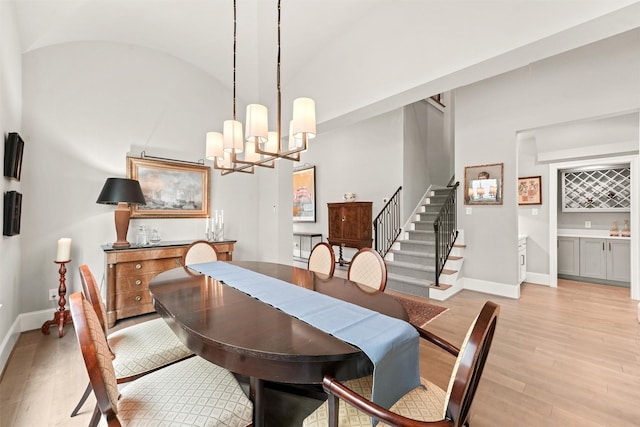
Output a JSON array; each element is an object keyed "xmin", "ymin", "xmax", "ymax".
[{"xmin": 562, "ymin": 166, "xmax": 631, "ymax": 212}]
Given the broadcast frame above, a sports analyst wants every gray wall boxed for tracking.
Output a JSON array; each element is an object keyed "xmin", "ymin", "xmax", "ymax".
[
  {"xmin": 403, "ymin": 99, "xmax": 453, "ymax": 220},
  {"xmin": 457, "ymin": 29, "xmax": 640, "ymax": 290},
  {"xmin": 0, "ymin": 0, "xmax": 23, "ymax": 364}
]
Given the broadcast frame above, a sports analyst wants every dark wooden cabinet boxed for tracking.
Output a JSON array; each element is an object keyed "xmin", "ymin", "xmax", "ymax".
[{"xmin": 327, "ymin": 202, "xmax": 372, "ymax": 264}]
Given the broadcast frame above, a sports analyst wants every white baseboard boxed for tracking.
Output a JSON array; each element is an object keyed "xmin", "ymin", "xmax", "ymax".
[
  {"xmin": 0, "ymin": 309, "xmax": 58, "ymax": 375},
  {"xmin": 462, "ymin": 277, "xmax": 521, "ymax": 299},
  {"xmin": 523, "ymin": 272, "xmax": 551, "ymax": 286}
]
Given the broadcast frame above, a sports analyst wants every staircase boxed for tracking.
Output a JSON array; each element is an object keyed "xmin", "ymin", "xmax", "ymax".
[{"xmin": 385, "ymin": 188, "xmax": 464, "ymax": 299}]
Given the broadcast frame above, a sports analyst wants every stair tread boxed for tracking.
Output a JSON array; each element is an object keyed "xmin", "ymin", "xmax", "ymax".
[
  {"xmin": 407, "ymin": 229, "xmax": 434, "ymax": 234},
  {"xmin": 447, "ymin": 256, "xmax": 463, "ymax": 260},
  {"xmin": 440, "ymin": 268, "xmax": 457, "ymax": 275},
  {"xmin": 453, "ymin": 244, "xmax": 466, "ymax": 248},
  {"xmin": 429, "ymin": 283, "xmax": 453, "ymax": 290}
]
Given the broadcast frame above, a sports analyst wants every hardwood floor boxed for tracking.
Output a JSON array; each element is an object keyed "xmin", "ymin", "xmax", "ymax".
[{"xmin": 1, "ymin": 279, "xmax": 639, "ymax": 426}]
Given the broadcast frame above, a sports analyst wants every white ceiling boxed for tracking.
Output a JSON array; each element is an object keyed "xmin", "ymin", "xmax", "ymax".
[{"xmin": 10, "ymin": 0, "xmax": 640, "ymax": 126}]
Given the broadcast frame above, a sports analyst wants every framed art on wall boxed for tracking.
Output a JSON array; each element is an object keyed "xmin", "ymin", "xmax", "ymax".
[
  {"xmin": 518, "ymin": 176, "xmax": 542, "ymax": 205},
  {"xmin": 127, "ymin": 157, "xmax": 210, "ymax": 218},
  {"xmin": 464, "ymin": 163, "xmax": 504, "ymax": 205},
  {"xmin": 293, "ymin": 165, "xmax": 316, "ymax": 222}
]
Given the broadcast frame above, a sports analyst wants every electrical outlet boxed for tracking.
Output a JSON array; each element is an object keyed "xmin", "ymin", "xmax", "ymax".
[
  {"xmin": 48, "ymin": 288, "xmax": 58, "ymax": 301},
  {"xmin": 585, "ymin": 221, "xmax": 592, "ymax": 228}
]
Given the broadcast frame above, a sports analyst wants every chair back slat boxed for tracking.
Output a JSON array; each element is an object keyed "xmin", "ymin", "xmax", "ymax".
[
  {"xmin": 347, "ymin": 248, "xmax": 387, "ymax": 291},
  {"xmin": 308, "ymin": 242, "xmax": 336, "ymax": 276}
]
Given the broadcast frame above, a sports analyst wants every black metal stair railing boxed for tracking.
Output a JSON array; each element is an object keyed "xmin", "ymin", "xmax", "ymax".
[
  {"xmin": 433, "ymin": 181, "xmax": 459, "ymax": 287},
  {"xmin": 373, "ymin": 186, "xmax": 402, "ymax": 258}
]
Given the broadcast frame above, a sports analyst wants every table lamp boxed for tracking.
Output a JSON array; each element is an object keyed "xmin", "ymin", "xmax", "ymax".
[{"xmin": 97, "ymin": 178, "xmax": 146, "ymax": 248}]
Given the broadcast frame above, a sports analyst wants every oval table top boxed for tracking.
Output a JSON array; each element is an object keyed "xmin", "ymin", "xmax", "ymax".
[{"xmin": 148, "ymin": 261, "xmax": 409, "ymax": 384}]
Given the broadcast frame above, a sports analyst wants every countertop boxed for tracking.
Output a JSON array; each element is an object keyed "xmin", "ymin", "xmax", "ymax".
[{"xmin": 557, "ymin": 229, "xmax": 630, "ymax": 240}]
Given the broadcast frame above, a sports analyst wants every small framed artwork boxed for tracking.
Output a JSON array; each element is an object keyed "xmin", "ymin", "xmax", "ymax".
[
  {"xmin": 293, "ymin": 165, "xmax": 316, "ymax": 222},
  {"xmin": 464, "ymin": 163, "xmax": 504, "ymax": 205},
  {"xmin": 127, "ymin": 157, "xmax": 210, "ymax": 218},
  {"xmin": 518, "ymin": 176, "xmax": 542, "ymax": 205}
]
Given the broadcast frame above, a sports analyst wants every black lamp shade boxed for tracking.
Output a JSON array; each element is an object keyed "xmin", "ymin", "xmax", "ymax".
[{"xmin": 96, "ymin": 178, "xmax": 146, "ymax": 205}]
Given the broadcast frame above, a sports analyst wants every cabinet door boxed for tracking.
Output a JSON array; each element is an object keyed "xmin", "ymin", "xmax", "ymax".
[
  {"xmin": 607, "ymin": 239, "xmax": 631, "ymax": 282},
  {"xmin": 342, "ymin": 205, "xmax": 363, "ymax": 241},
  {"xmin": 328, "ymin": 205, "xmax": 344, "ymax": 239},
  {"xmin": 557, "ymin": 237, "xmax": 580, "ymax": 276},
  {"xmin": 579, "ymin": 238, "xmax": 607, "ymax": 279}
]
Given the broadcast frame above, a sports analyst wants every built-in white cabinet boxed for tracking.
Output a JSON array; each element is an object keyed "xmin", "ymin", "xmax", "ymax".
[
  {"xmin": 558, "ymin": 235, "xmax": 630, "ymax": 284},
  {"xmin": 518, "ymin": 236, "xmax": 527, "ymax": 284},
  {"xmin": 558, "ymin": 236, "xmax": 580, "ymax": 276}
]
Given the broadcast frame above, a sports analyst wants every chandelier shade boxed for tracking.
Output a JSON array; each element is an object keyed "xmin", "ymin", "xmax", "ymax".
[{"xmin": 206, "ymin": 0, "xmax": 316, "ymax": 175}]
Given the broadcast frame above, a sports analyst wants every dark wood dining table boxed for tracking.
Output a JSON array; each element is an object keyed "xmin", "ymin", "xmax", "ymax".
[{"xmin": 148, "ymin": 261, "xmax": 409, "ymax": 427}]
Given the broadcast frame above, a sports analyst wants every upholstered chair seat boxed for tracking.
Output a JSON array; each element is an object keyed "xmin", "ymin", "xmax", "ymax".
[
  {"xmin": 70, "ymin": 293, "xmax": 253, "ymax": 427},
  {"xmin": 107, "ymin": 318, "xmax": 194, "ymax": 378},
  {"xmin": 303, "ymin": 375, "xmax": 446, "ymax": 426}
]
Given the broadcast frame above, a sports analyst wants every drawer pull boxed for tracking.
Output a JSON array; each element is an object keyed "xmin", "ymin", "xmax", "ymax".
[
  {"xmin": 176, "ymin": 259, "xmax": 182, "ymax": 266},
  {"xmin": 135, "ymin": 279, "xmax": 142, "ymax": 286},
  {"xmin": 135, "ymin": 263, "xmax": 142, "ymax": 269},
  {"xmin": 135, "ymin": 295, "xmax": 142, "ymax": 302}
]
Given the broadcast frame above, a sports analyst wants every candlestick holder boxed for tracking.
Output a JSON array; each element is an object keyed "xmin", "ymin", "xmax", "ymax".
[{"xmin": 41, "ymin": 260, "xmax": 73, "ymax": 338}]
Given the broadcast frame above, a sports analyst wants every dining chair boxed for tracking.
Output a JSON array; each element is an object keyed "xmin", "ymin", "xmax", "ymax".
[
  {"xmin": 347, "ymin": 248, "xmax": 387, "ymax": 292},
  {"xmin": 183, "ymin": 239, "xmax": 219, "ymax": 266},
  {"xmin": 71, "ymin": 265, "xmax": 194, "ymax": 419},
  {"xmin": 308, "ymin": 242, "xmax": 336, "ymax": 276},
  {"xmin": 302, "ymin": 301, "xmax": 500, "ymax": 427},
  {"xmin": 69, "ymin": 292, "xmax": 254, "ymax": 427}
]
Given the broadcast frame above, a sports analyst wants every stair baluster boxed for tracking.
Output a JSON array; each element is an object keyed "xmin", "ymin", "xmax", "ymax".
[{"xmin": 433, "ymin": 182, "xmax": 459, "ymax": 287}]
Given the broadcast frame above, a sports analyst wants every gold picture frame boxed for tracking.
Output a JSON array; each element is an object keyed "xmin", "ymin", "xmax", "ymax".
[
  {"xmin": 464, "ymin": 163, "xmax": 504, "ymax": 205},
  {"xmin": 518, "ymin": 176, "xmax": 542, "ymax": 205},
  {"xmin": 127, "ymin": 157, "xmax": 210, "ymax": 218}
]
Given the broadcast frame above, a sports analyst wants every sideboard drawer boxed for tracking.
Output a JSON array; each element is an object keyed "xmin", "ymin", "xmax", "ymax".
[
  {"xmin": 116, "ymin": 289, "xmax": 154, "ymax": 311},
  {"xmin": 116, "ymin": 257, "xmax": 182, "ymax": 276}
]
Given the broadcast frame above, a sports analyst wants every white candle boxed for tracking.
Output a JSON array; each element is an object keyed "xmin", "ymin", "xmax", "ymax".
[{"xmin": 56, "ymin": 238, "xmax": 72, "ymax": 262}]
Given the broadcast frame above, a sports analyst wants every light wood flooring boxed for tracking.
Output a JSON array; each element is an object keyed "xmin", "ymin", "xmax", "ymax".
[{"xmin": 1, "ymin": 279, "xmax": 639, "ymax": 426}]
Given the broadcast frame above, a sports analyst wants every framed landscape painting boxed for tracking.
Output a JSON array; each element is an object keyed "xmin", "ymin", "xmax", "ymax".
[
  {"xmin": 127, "ymin": 157, "xmax": 210, "ymax": 218},
  {"xmin": 293, "ymin": 165, "xmax": 316, "ymax": 222},
  {"xmin": 518, "ymin": 176, "xmax": 542, "ymax": 205}
]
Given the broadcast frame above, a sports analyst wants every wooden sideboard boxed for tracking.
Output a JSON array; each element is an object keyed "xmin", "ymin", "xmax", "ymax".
[
  {"xmin": 327, "ymin": 202, "xmax": 372, "ymax": 265},
  {"xmin": 102, "ymin": 240, "xmax": 235, "ymax": 327}
]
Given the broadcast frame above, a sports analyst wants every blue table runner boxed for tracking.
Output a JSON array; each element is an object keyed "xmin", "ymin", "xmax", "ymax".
[{"xmin": 190, "ymin": 261, "xmax": 420, "ymax": 412}]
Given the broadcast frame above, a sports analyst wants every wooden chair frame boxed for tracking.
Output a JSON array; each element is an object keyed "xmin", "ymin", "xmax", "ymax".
[
  {"xmin": 347, "ymin": 247, "xmax": 388, "ymax": 292},
  {"xmin": 321, "ymin": 301, "xmax": 499, "ymax": 427}
]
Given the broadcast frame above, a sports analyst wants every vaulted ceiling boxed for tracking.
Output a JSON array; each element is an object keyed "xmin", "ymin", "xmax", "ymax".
[{"xmin": 10, "ymin": 0, "xmax": 640, "ymax": 128}]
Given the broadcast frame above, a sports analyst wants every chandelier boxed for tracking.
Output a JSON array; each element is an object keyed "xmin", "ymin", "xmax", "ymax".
[{"xmin": 206, "ymin": 0, "xmax": 316, "ymax": 175}]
